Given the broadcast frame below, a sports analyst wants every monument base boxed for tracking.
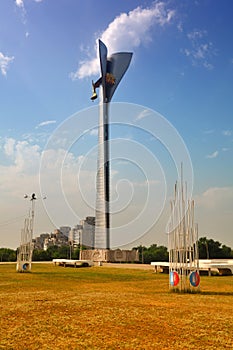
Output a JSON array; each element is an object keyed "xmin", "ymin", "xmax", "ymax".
[
  {"xmin": 16, "ymin": 260, "xmax": 32, "ymax": 272},
  {"xmin": 81, "ymin": 249, "xmax": 139, "ymax": 263}
]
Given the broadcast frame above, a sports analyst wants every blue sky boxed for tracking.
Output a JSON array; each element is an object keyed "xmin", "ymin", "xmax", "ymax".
[{"xmin": 0, "ymin": 0, "xmax": 233, "ymax": 249}]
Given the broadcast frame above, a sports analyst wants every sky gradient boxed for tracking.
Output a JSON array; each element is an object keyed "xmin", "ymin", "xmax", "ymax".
[{"xmin": 0, "ymin": 0, "xmax": 233, "ymax": 249}]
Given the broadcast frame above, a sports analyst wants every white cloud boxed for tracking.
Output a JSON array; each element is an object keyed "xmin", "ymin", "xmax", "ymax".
[
  {"xmin": 0, "ymin": 137, "xmax": 43, "ymax": 232},
  {"xmin": 203, "ymin": 129, "xmax": 214, "ymax": 134},
  {"xmin": 182, "ymin": 29, "xmax": 215, "ymax": 69},
  {"xmin": 133, "ymin": 179, "xmax": 160, "ymax": 187},
  {"xmin": 36, "ymin": 120, "xmax": 57, "ymax": 128},
  {"xmin": 206, "ymin": 150, "xmax": 218, "ymax": 159},
  {"xmin": 15, "ymin": 0, "xmax": 43, "ymax": 26},
  {"xmin": 71, "ymin": 2, "xmax": 175, "ymax": 79},
  {"xmin": 194, "ymin": 43, "xmax": 212, "ymax": 59},
  {"xmin": 0, "ymin": 135, "xmax": 96, "ymax": 247},
  {"xmin": 195, "ymin": 187, "xmax": 233, "ymax": 245},
  {"xmin": 1, "ymin": 140, "xmax": 85, "ymax": 202},
  {"xmin": 195, "ymin": 187, "xmax": 233, "ymax": 210},
  {"xmin": 177, "ymin": 22, "xmax": 183, "ymax": 33},
  {"xmin": 3, "ymin": 138, "xmax": 41, "ymax": 174},
  {"xmin": 15, "ymin": 0, "xmax": 27, "ymax": 24},
  {"xmin": 0, "ymin": 137, "xmax": 50, "ymax": 248},
  {"xmin": 89, "ymin": 128, "xmax": 98, "ymax": 136},
  {"xmin": 4, "ymin": 138, "xmax": 16, "ymax": 157},
  {"xmin": 15, "ymin": 0, "xmax": 24, "ymax": 8},
  {"xmin": 15, "ymin": 0, "xmax": 43, "ymax": 6},
  {"xmin": 15, "ymin": 141, "xmax": 41, "ymax": 173},
  {"xmin": 135, "ymin": 109, "xmax": 152, "ymax": 120},
  {"xmin": 187, "ymin": 29, "xmax": 206, "ymax": 41},
  {"xmin": 203, "ymin": 61, "xmax": 214, "ymax": 70},
  {"xmin": 0, "ymin": 52, "xmax": 14, "ymax": 76},
  {"xmin": 222, "ymin": 130, "xmax": 232, "ymax": 136}
]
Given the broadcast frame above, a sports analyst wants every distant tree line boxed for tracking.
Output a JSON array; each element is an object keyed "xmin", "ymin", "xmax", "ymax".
[
  {"xmin": 0, "ymin": 248, "xmax": 17, "ymax": 262},
  {"xmin": 134, "ymin": 244, "xmax": 169, "ymax": 264},
  {"xmin": 0, "ymin": 245, "xmax": 83, "ymax": 262},
  {"xmin": 0, "ymin": 237, "xmax": 232, "ymax": 262},
  {"xmin": 134, "ymin": 237, "xmax": 233, "ymax": 264},
  {"xmin": 32, "ymin": 245, "xmax": 82, "ymax": 261},
  {"xmin": 198, "ymin": 237, "xmax": 233, "ymax": 259}
]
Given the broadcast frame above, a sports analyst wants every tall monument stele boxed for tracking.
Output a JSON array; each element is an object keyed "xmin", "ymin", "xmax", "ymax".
[{"xmin": 91, "ymin": 40, "xmax": 132, "ymax": 250}]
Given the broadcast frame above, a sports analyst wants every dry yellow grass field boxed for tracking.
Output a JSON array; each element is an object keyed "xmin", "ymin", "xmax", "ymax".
[{"xmin": 0, "ymin": 263, "xmax": 233, "ymax": 350}]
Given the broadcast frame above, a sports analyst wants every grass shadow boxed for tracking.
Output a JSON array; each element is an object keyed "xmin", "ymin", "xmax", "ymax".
[{"xmin": 199, "ymin": 291, "xmax": 233, "ymax": 296}]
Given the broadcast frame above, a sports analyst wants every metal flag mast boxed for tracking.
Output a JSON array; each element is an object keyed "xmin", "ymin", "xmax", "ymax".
[
  {"xmin": 168, "ymin": 165, "xmax": 200, "ymax": 292},
  {"xmin": 16, "ymin": 193, "xmax": 37, "ymax": 272},
  {"xmin": 91, "ymin": 40, "xmax": 132, "ymax": 251},
  {"xmin": 16, "ymin": 193, "xmax": 46, "ymax": 272}
]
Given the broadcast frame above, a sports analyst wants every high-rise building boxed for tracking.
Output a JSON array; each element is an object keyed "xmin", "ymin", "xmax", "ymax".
[
  {"xmin": 69, "ymin": 225, "xmax": 82, "ymax": 248},
  {"xmin": 80, "ymin": 217, "xmax": 95, "ymax": 248},
  {"xmin": 69, "ymin": 217, "xmax": 95, "ymax": 249},
  {"xmin": 59, "ymin": 226, "xmax": 71, "ymax": 238}
]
